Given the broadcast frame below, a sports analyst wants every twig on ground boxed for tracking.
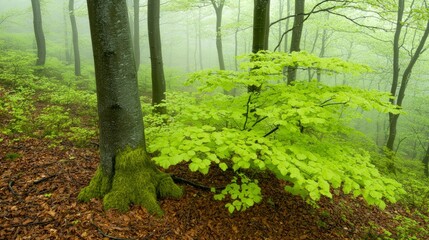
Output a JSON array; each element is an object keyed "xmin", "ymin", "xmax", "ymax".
[
  {"xmin": 8, "ymin": 180, "xmax": 19, "ymax": 197},
  {"xmin": 90, "ymin": 221, "xmax": 134, "ymax": 240},
  {"xmin": 171, "ymin": 175, "xmax": 225, "ymax": 191},
  {"xmin": 33, "ymin": 174, "xmax": 58, "ymax": 185}
]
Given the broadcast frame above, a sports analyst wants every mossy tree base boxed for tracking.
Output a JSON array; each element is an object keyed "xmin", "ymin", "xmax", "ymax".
[{"xmin": 78, "ymin": 147, "xmax": 183, "ymax": 216}]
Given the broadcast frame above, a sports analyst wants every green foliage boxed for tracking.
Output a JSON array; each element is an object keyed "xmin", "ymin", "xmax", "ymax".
[
  {"xmin": 212, "ymin": 173, "xmax": 262, "ymax": 213},
  {"xmin": 394, "ymin": 213, "xmax": 429, "ymax": 239},
  {"xmin": 0, "ymin": 86, "xmax": 35, "ymax": 135},
  {"xmin": 146, "ymin": 51, "xmax": 405, "ymax": 212},
  {"xmin": 0, "ymin": 49, "xmax": 97, "ymax": 146},
  {"xmin": 35, "ymin": 105, "xmax": 74, "ymax": 139}
]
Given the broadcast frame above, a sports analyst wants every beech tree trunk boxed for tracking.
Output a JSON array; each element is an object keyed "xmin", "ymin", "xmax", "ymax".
[
  {"xmin": 31, "ymin": 0, "xmax": 46, "ymax": 66},
  {"xmin": 211, "ymin": 0, "xmax": 226, "ymax": 70},
  {"xmin": 148, "ymin": 0, "xmax": 167, "ymax": 114},
  {"xmin": 249, "ymin": 0, "xmax": 270, "ymax": 93},
  {"xmin": 423, "ymin": 141, "xmax": 429, "ymax": 177},
  {"xmin": 79, "ymin": 0, "xmax": 182, "ymax": 215},
  {"xmin": 386, "ymin": 0, "xmax": 429, "ymax": 152},
  {"xmin": 287, "ymin": 0, "xmax": 305, "ymax": 84},
  {"xmin": 133, "ymin": 0, "xmax": 140, "ymax": 71},
  {"xmin": 69, "ymin": 0, "xmax": 81, "ymax": 76}
]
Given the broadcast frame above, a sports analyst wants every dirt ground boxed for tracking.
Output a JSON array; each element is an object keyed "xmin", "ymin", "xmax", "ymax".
[{"xmin": 0, "ymin": 133, "xmax": 420, "ymax": 239}]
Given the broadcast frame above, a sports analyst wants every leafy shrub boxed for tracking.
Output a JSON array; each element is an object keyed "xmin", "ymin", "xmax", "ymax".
[
  {"xmin": 0, "ymin": 86, "xmax": 35, "ymax": 135},
  {"xmin": 35, "ymin": 105, "xmax": 74, "ymax": 139},
  {"xmin": 146, "ymin": 51, "xmax": 405, "ymax": 212}
]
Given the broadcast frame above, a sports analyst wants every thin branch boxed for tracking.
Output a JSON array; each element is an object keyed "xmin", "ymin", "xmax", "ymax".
[
  {"xmin": 326, "ymin": 10, "xmax": 390, "ymax": 32},
  {"xmin": 33, "ymin": 174, "xmax": 58, "ymax": 185},
  {"xmin": 242, "ymin": 94, "xmax": 253, "ymax": 130},
  {"xmin": 171, "ymin": 174, "xmax": 225, "ymax": 190},
  {"xmin": 250, "ymin": 116, "xmax": 268, "ymax": 129},
  {"xmin": 263, "ymin": 125, "xmax": 279, "ymax": 137},
  {"xmin": 91, "ymin": 221, "xmax": 134, "ymax": 240},
  {"xmin": 8, "ymin": 180, "xmax": 19, "ymax": 197}
]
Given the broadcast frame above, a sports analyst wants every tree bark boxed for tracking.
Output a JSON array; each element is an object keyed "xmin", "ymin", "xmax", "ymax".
[
  {"xmin": 423, "ymin": 141, "xmax": 429, "ymax": 177},
  {"xmin": 133, "ymin": 0, "xmax": 140, "ymax": 71},
  {"xmin": 79, "ymin": 0, "xmax": 181, "ymax": 215},
  {"xmin": 211, "ymin": 0, "xmax": 226, "ymax": 70},
  {"xmin": 287, "ymin": 0, "xmax": 305, "ymax": 84},
  {"xmin": 31, "ymin": 0, "xmax": 46, "ymax": 66},
  {"xmin": 249, "ymin": 0, "xmax": 270, "ymax": 93},
  {"xmin": 69, "ymin": 0, "xmax": 81, "ymax": 76},
  {"xmin": 148, "ymin": 0, "xmax": 167, "ymax": 114},
  {"xmin": 63, "ymin": 3, "xmax": 71, "ymax": 64},
  {"xmin": 234, "ymin": 0, "xmax": 241, "ymax": 71},
  {"xmin": 386, "ymin": 0, "xmax": 429, "ymax": 152},
  {"xmin": 252, "ymin": 0, "xmax": 270, "ymax": 54}
]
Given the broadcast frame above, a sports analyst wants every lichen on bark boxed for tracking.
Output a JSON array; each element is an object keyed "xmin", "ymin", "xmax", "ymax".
[{"xmin": 78, "ymin": 147, "xmax": 183, "ymax": 216}]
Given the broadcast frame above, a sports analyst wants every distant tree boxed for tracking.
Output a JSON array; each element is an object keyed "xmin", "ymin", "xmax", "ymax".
[
  {"xmin": 386, "ymin": 0, "xmax": 429, "ymax": 152},
  {"xmin": 63, "ymin": 2, "xmax": 71, "ymax": 64},
  {"xmin": 133, "ymin": 0, "xmax": 141, "ymax": 71},
  {"xmin": 287, "ymin": 0, "xmax": 305, "ymax": 84},
  {"xmin": 148, "ymin": 0, "xmax": 167, "ymax": 114},
  {"xmin": 69, "ymin": 0, "xmax": 81, "ymax": 76},
  {"xmin": 79, "ymin": 0, "xmax": 182, "ymax": 215},
  {"xmin": 31, "ymin": 0, "xmax": 46, "ymax": 66},
  {"xmin": 210, "ymin": 0, "xmax": 226, "ymax": 70}
]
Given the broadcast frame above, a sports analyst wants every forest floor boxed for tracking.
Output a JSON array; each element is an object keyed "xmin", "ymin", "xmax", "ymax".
[{"xmin": 0, "ymin": 132, "xmax": 427, "ymax": 239}]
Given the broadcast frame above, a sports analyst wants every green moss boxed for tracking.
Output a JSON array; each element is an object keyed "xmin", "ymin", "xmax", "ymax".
[{"xmin": 78, "ymin": 147, "xmax": 183, "ymax": 216}]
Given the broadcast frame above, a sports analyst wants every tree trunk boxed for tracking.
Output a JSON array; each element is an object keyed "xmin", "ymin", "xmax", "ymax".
[
  {"xmin": 211, "ymin": 0, "xmax": 226, "ymax": 70},
  {"xmin": 148, "ymin": 0, "xmax": 167, "ymax": 114},
  {"xmin": 63, "ymin": 2, "xmax": 71, "ymax": 64},
  {"xmin": 234, "ymin": 0, "xmax": 241, "ymax": 71},
  {"xmin": 198, "ymin": 7, "xmax": 204, "ymax": 70},
  {"xmin": 133, "ymin": 0, "xmax": 140, "ymax": 71},
  {"xmin": 423, "ymin": 141, "xmax": 429, "ymax": 177},
  {"xmin": 252, "ymin": 0, "xmax": 270, "ymax": 54},
  {"xmin": 284, "ymin": 0, "xmax": 290, "ymax": 52},
  {"xmin": 31, "ymin": 0, "xmax": 46, "ymax": 66},
  {"xmin": 69, "ymin": 0, "xmax": 81, "ymax": 76},
  {"xmin": 287, "ymin": 0, "xmax": 305, "ymax": 84},
  {"xmin": 249, "ymin": 0, "xmax": 270, "ymax": 93},
  {"xmin": 79, "ymin": 0, "xmax": 182, "ymax": 215},
  {"xmin": 386, "ymin": 0, "xmax": 429, "ymax": 152}
]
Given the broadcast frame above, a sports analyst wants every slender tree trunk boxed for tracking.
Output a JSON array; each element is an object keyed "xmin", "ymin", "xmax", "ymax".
[
  {"xmin": 148, "ymin": 0, "xmax": 167, "ymax": 114},
  {"xmin": 79, "ymin": 0, "xmax": 181, "ymax": 215},
  {"xmin": 284, "ymin": 0, "xmax": 290, "ymax": 52},
  {"xmin": 63, "ymin": 2, "xmax": 71, "ymax": 64},
  {"xmin": 211, "ymin": 0, "xmax": 225, "ymax": 70},
  {"xmin": 317, "ymin": 28, "xmax": 327, "ymax": 82},
  {"xmin": 133, "ymin": 0, "xmax": 140, "ymax": 71},
  {"xmin": 423, "ymin": 140, "xmax": 429, "ymax": 177},
  {"xmin": 249, "ymin": 0, "xmax": 270, "ymax": 93},
  {"xmin": 264, "ymin": 1, "xmax": 270, "ymax": 50},
  {"xmin": 234, "ymin": 0, "xmax": 241, "ymax": 71},
  {"xmin": 69, "ymin": 0, "xmax": 81, "ymax": 76},
  {"xmin": 31, "ymin": 0, "xmax": 46, "ymax": 66},
  {"xmin": 386, "ymin": 0, "xmax": 429, "ymax": 152},
  {"xmin": 287, "ymin": 0, "xmax": 305, "ymax": 84},
  {"xmin": 278, "ymin": 0, "xmax": 283, "ymax": 52},
  {"xmin": 198, "ymin": 7, "xmax": 204, "ymax": 70}
]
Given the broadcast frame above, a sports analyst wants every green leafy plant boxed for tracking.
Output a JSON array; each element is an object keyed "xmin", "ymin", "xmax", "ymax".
[
  {"xmin": 212, "ymin": 173, "xmax": 262, "ymax": 213},
  {"xmin": 147, "ymin": 51, "xmax": 405, "ymax": 212},
  {"xmin": 35, "ymin": 105, "xmax": 74, "ymax": 139},
  {"xmin": 0, "ymin": 86, "xmax": 35, "ymax": 135},
  {"xmin": 394, "ymin": 214, "xmax": 429, "ymax": 239}
]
